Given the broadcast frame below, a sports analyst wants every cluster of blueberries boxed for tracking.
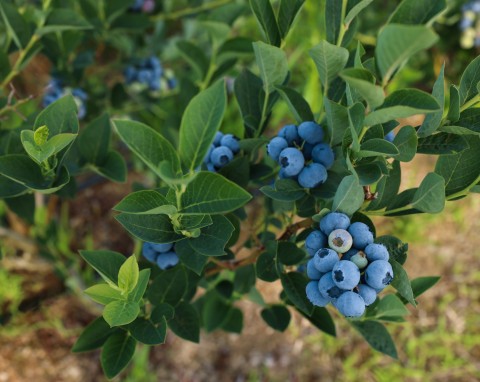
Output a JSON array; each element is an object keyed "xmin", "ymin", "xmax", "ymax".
[
  {"xmin": 124, "ymin": 56, "xmax": 176, "ymax": 92},
  {"xmin": 304, "ymin": 212, "xmax": 394, "ymax": 317},
  {"xmin": 204, "ymin": 132, "xmax": 241, "ymax": 172},
  {"xmin": 460, "ymin": 1, "xmax": 480, "ymax": 49},
  {"xmin": 142, "ymin": 242, "xmax": 179, "ymax": 270},
  {"xmin": 130, "ymin": 0, "xmax": 155, "ymax": 13},
  {"xmin": 43, "ymin": 78, "xmax": 88, "ymax": 119},
  {"xmin": 267, "ymin": 121, "xmax": 335, "ymax": 189}
]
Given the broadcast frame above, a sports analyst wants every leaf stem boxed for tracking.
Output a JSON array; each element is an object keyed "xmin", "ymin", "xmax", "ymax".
[
  {"xmin": 459, "ymin": 94, "xmax": 480, "ymax": 113},
  {"xmin": 336, "ymin": 0, "xmax": 349, "ymax": 47}
]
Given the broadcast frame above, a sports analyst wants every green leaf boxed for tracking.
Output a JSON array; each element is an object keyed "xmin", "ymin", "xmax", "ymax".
[
  {"xmin": 256, "ymin": 251, "xmax": 280, "ymax": 282},
  {"xmin": 0, "ymin": 2, "xmax": 30, "ymax": 49},
  {"xmin": 309, "ymin": 41, "xmax": 349, "ymax": 87},
  {"xmin": 417, "ymin": 133, "xmax": 468, "ymax": 155},
  {"xmin": 180, "ymin": 171, "xmax": 252, "ymax": 214},
  {"xmin": 390, "ymin": 259, "xmax": 416, "ymax": 306},
  {"xmin": 147, "ymin": 267, "xmax": 187, "ymax": 306},
  {"xmin": 332, "ymin": 175, "xmax": 365, "ymax": 216},
  {"xmin": 101, "ymin": 332, "xmax": 136, "ymax": 379},
  {"xmin": 325, "ymin": 98, "xmax": 349, "ymax": 146},
  {"xmin": 175, "ymin": 241, "xmax": 209, "ymax": 275},
  {"xmin": 277, "ymin": 242, "xmax": 305, "ymax": 266},
  {"xmin": 325, "ymin": 0, "xmax": 342, "ymax": 44},
  {"xmin": 202, "ymin": 292, "xmax": 232, "ymax": 332},
  {"xmin": 92, "ymin": 151, "xmax": 127, "ymax": 183},
  {"xmin": 234, "ymin": 69, "xmax": 264, "ymax": 136},
  {"xmin": 168, "ymin": 302, "xmax": 200, "ymax": 343},
  {"xmin": 79, "ymin": 250, "xmax": 126, "ymax": 284},
  {"xmin": 114, "ymin": 190, "xmax": 177, "ymax": 215},
  {"xmin": 345, "ymin": 0, "xmax": 374, "ymax": 25},
  {"xmin": 280, "ymin": 272, "xmax": 313, "ymax": 315},
  {"xmin": 34, "ymin": 125, "xmax": 49, "ymax": 145},
  {"xmin": 249, "ymin": 0, "xmax": 281, "ymax": 46},
  {"xmin": 253, "ymin": 41, "xmax": 289, "ymax": 94},
  {"xmin": 128, "ymin": 269, "xmax": 151, "ymax": 303},
  {"xmin": 373, "ymin": 294, "xmax": 409, "ymax": 319},
  {"xmin": 339, "ymin": 68, "xmax": 385, "ymax": 109},
  {"xmin": 441, "ymin": 108, "xmax": 480, "ymax": 135},
  {"xmin": 359, "ymin": 137, "xmax": 400, "ymax": 157},
  {"xmin": 261, "ymin": 304, "xmax": 291, "ymax": 332},
  {"xmin": 367, "ymin": 160, "xmax": 401, "ymax": 211},
  {"xmin": 233, "ymin": 265, "xmax": 256, "ymax": 294},
  {"xmin": 388, "ymin": 0, "xmax": 446, "ymax": 24},
  {"xmin": 118, "ymin": 256, "xmax": 139, "ymax": 294},
  {"xmin": 103, "ymin": 300, "xmax": 140, "ymax": 327},
  {"xmin": 128, "ymin": 317, "xmax": 167, "ymax": 345},
  {"xmin": 221, "ymin": 307, "xmax": 244, "ymax": 333},
  {"xmin": 115, "ymin": 213, "xmax": 182, "ymax": 243},
  {"xmin": 261, "ymin": 179, "xmax": 306, "ymax": 202},
  {"xmin": 21, "ymin": 131, "xmax": 77, "ymax": 165},
  {"xmin": 375, "ymin": 24, "xmax": 438, "ymax": 84},
  {"xmin": 176, "ymin": 41, "xmax": 209, "ymax": 79},
  {"xmin": 72, "ymin": 317, "xmax": 117, "ymax": 353},
  {"xmin": 78, "ymin": 113, "xmax": 111, "ymax": 165},
  {"xmin": 411, "ymin": 276, "xmax": 440, "ymax": 298},
  {"xmin": 178, "ymin": 81, "xmax": 227, "ymax": 171},
  {"xmin": 435, "ymin": 136, "xmax": 480, "ymax": 196},
  {"xmin": 276, "ymin": 85, "xmax": 314, "ymax": 123},
  {"xmin": 447, "ymin": 85, "xmax": 460, "ymax": 123},
  {"xmin": 365, "ymin": 89, "xmax": 440, "ymax": 126},
  {"xmin": 418, "ymin": 64, "xmax": 445, "ymax": 137},
  {"xmin": 34, "ymin": 95, "xmax": 79, "ymax": 135},
  {"xmin": 299, "ymin": 306, "xmax": 336, "ymax": 337},
  {"xmin": 411, "ymin": 172, "xmax": 445, "ymax": 213},
  {"xmin": 351, "ymin": 321, "xmax": 398, "ymax": 359},
  {"xmin": 84, "ymin": 284, "xmax": 123, "ymax": 305},
  {"xmin": 37, "ymin": 9, "xmax": 93, "ymax": 35},
  {"xmin": 278, "ymin": 0, "xmax": 305, "ymax": 38},
  {"xmin": 113, "ymin": 119, "xmax": 181, "ymax": 181},
  {"xmin": 392, "ymin": 125, "xmax": 417, "ymax": 162},
  {"xmin": 459, "ymin": 55, "xmax": 480, "ymax": 105}
]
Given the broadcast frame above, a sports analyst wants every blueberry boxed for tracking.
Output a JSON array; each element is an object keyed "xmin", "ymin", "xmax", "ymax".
[
  {"xmin": 318, "ymin": 272, "xmax": 345, "ymax": 299},
  {"xmin": 342, "ymin": 248, "xmax": 358, "ymax": 261},
  {"xmin": 267, "ymin": 137, "xmax": 289, "ymax": 162},
  {"xmin": 278, "ymin": 124, "xmax": 299, "ymax": 145},
  {"xmin": 365, "ymin": 260, "xmax": 394, "ymax": 290},
  {"xmin": 313, "ymin": 248, "xmax": 339, "ymax": 273},
  {"xmin": 311, "ymin": 143, "xmax": 335, "ymax": 169},
  {"xmin": 142, "ymin": 242, "xmax": 159, "ymax": 262},
  {"xmin": 298, "ymin": 163, "xmax": 328, "ymax": 188},
  {"xmin": 305, "ymin": 230, "xmax": 327, "ymax": 257},
  {"xmin": 307, "ymin": 259, "xmax": 323, "ymax": 280},
  {"xmin": 302, "ymin": 142, "xmax": 315, "ymax": 160},
  {"xmin": 384, "ymin": 131, "xmax": 395, "ymax": 142},
  {"xmin": 336, "ymin": 291, "xmax": 366, "ymax": 317},
  {"xmin": 156, "ymin": 251, "xmax": 179, "ymax": 270},
  {"xmin": 319, "ymin": 212, "xmax": 351, "ymax": 236},
  {"xmin": 332, "ymin": 260, "xmax": 360, "ymax": 290},
  {"xmin": 306, "ymin": 281, "xmax": 330, "ymax": 307},
  {"xmin": 204, "ymin": 144, "xmax": 215, "ymax": 164},
  {"xmin": 137, "ymin": 69, "xmax": 153, "ymax": 84},
  {"xmin": 350, "ymin": 252, "xmax": 368, "ymax": 269},
  {"xmin": 149, "ymin": 78, "xmax": 161, "ymax": 91},
  {"xmin": 206, "ymin": 162, "xmax": 216, "ymax": 172},
  {"xmin": 278, "ymin": 168, "xmax": 296, "ymax": 179},
  {"xmin": 150, "ymin": 242, "xmax": 174, "ymax": 253},
  {"xmin": 357, "ymin": 284, "xmax": 377, "ymax": 306},
  {"xmin": 71, "ymin": 88, "xmax": 88, "ymax": 101},
  {"xmin": 298, "ymin": 121, "xmax": 324, "ymax": 144},
  {"xmin": 364, "ymin": 243, "xmax": 389, "ymax": 262},
  {"xmin": 328, "ymin": 229, "xmax": 353, "ymax": 253},
  {"xmin": 220, "ymin": 134, "xmax": 240, "ymax": 154},
  {"xmin": 211, "ymin": 146, "xmax": 234, "ymax": 168},
  {"xmin": 347, "ymin": 222, "xmax": 374, "ymax": 250},
  {"xmin": 213, "ymin": 131, "xmax": 224, "ymax": 146},
  {"xmin": 278, "ymin": 147, "xmax": 305, "ymax": 176}
]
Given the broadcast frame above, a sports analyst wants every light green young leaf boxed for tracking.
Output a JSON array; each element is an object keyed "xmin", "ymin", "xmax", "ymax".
[{"xmin": 118, "ymin": 256, "xmax": 139, "ymax": 294}]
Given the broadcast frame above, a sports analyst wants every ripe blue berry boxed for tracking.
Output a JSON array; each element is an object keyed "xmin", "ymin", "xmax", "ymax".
[
  {"xmin": 306, "ymin": 281, "xmax": 330, "ymax": 307},
  {"xmin": 318, "ymin": 272, "xmax": 345, "ymax": 299},
  {"xmin": 278, "ymin": 147, "xmax": 305, "ymax": 176},
  {"xmin": 150, "ymin": 243, "xmax": 174, "ymax": 253},
  {"xmin": 307, "ymin": 259, "xmax": 323, "ymax": 280},
  {"xmin": 156, "ymin": 251, "xmax": 179, "ymax": 270},
  {"xmin": 220, "ymin": 134, "xmax": 240, "ymax": 154},
  {"xmin": 319, "ymin": 212, "xmax": 351, "ymax": 236},
  {"xmin": 313, "ymin": 248, "xmax": 339, "ymax": 273},
  {"xmin": 211, "ymin": 146, "xmax": 234, "ymax": 168},
  {"xmin": 278, "ymin": 124, "xmax": 299, "ymax": 145},
  {"xmin": 384, "ymin": 131, "xmax": 395, "ymax": 142},
  {"xmin": 328, "ymin": 229, "xmax": 353, "ymax": 253},
  {"xmin": 213, "ymin": 131, "xmax": 224, "ymax": 146},
  {"xmin": 204, "ymin": 144, "xmax": 214, "ymax": 164},
  {"xmin": 364, "ymin": 243, "xmax": 389, "ymax": 262},
  {"xmin": 332, "ymin": 260, "xmax": 360, "ymax": 290},
  {"xmin": 342, "ymin": 248, "xmax": 358, "ymax": 261},
  {"xmin": 298, "ymin": 121, "xmax": 324, "ymax": 144},
  {"xmin": 298, "ymin": 163, "xmax": 327, "ymax": 188},
  {"xmin": 348, "ymin": 222, "xmax": 374, "ymax": 250},
  {"xmin": 305, "ymin": 230, "xmax": 327, "ymax": 257},
  {"xmin": 311, "ymin": 143, "xmax": 335, "ymax": 169},
  {"xmin": 267, "ymin": 137, "xmax": 289, "ymax": 162},
  {"xmin": 142, "ymin": 242, "xmax": 158, "ymax": 262},
  {"xmin": 357, "ymin": 284, "xmax": 377, "ymax": 306},
  {"xmin": 336, "ymin": 291, "xmax": 366, "ymax": 317},
  {"xmin": 365, "ymin": 260, "xmax": 394, "ymax": 290},
  {"xmin": 350, "ymin": 252, "xmax": 368, "ymax": 269}
]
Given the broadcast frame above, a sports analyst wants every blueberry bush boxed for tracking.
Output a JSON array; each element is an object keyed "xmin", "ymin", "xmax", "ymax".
[{"xmin": 2, "ymin": 0, "xmax": 480, "ymax": 379}]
